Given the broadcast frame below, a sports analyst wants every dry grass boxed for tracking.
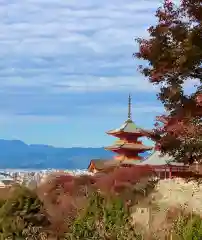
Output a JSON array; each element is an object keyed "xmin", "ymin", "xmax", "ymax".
[
  {"xmin": 131, "ymin": 177, "xmax": 202, "ymax": 239},
  {"xmin": 153, "ymin": 178, "xmax": 202, "ymax": 215}
]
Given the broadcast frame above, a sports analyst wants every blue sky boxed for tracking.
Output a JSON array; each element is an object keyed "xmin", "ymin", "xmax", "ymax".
[{"xmin": 0, "ymin": 0, "xmax": 174, "ymax": 147}]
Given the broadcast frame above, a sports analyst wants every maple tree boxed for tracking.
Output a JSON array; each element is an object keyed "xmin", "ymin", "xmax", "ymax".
[{"xmin": 135, "ymin": 0, "xmax": 202, "ymax": 164}]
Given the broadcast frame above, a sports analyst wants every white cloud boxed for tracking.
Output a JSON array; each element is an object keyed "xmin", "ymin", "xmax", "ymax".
[
  {"xmin": 0, "ymin": 0, "xmax": 184, "ymax": 146},
  {"xmin": 0, "ymin": 114, "xmax": 68, "ymax": 124},
  {"xmin": 0, "ymin": 0, "xmax": 164, "ymax": 118},
  {"xmin": 1, "ymin": 71, "xmax": 158, "ymax": 93},
  {"xmin": 49, "ymin": 76, "xmax": 158, "ymax": 93},
  {"xmin": 0, "ymin": 0, "xmax": 160, "ymax": 57},
  {"xmin": 94, "ymin": 104, "xmax": 164, "ymax": 115},
  {"xmin": 0, "ymin": 103, "xmax": 164, "ymax": 122},
  {"xmin": 78, "ymin": 102, "xmax": 165, "ymax": 118}
]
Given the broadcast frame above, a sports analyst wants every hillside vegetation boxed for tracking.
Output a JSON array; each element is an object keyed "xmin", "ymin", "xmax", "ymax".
[{"xmin": 0, "ymin": 166, "xmax": 202, "ymax": 239}]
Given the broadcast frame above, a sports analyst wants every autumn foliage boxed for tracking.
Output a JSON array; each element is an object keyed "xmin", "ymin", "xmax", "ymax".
[
  {"xmin": 36, "ymin": 166, "xmax": 155, "ymax": 236},
  {"xmin": 0, "ymin": 167, "xmax": 156, "ymax": 238},
  {"xmin": 135, "ymin": 0, "xmax": 202, "ymax": 163},
  {"xmin": 2, "ymin": 169, "xmax": 202, "ymax": 239}
]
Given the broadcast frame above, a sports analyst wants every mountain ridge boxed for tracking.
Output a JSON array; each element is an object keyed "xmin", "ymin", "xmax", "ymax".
[{"xmin": 0, "ymin": 139, "xmax": 150, "ymax": 169}]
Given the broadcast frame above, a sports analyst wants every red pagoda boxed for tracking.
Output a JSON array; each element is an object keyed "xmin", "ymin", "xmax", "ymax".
[
  {"xmin": 105, "ymin": 94, "xmax": 152, "ymax": 162},
  {"xmin": 88, "ymin": 94, "xmax": 153, "ymax": 173}
]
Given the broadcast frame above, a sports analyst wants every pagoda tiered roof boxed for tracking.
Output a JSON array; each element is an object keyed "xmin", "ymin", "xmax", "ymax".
[
  {"xmin": 105, "ymin": 94, "xmax": 153, "ymax": 156},
  {"xmin": 105, "ymin": 142, "xmax": 152, "ymax": 151},
  {"xmin": 106, "ymin": 119, "xmax": 147, "ymax": 136},
  {"xmin": 106, "ymin": 94, "xmax": 150, "ymax": 137}
]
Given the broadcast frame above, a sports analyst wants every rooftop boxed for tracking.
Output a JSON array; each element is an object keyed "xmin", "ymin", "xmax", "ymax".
[
  {"xmin": 106, "ymin": 94, "xmax": 150, "ymax": 136},
  {"xmin": 106, "ymin": 119, "xmax": 146, "ymax": 135},
  {"xmin": 137, "ymin": 150, "xmax": 187, "ymax": 166},
  {"xmin": 105, "ymin": 142, "xmax": 152, "ymax": 151},
  {"xmin": 88, "ymin": 158, "xmax": 142, "ymax": 171}
]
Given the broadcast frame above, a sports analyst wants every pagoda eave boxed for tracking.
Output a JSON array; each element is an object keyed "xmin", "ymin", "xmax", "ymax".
[
  {"xmin": 106, "ymin": 130, "xmax": 146, "ymax": 138},
  {"xmin": 105, "ymin": 146, "xmax": 153, "ymax": 152},
  {"xmin": 101, "ymin": 94, "xmax": 153, "ymax": 168}
]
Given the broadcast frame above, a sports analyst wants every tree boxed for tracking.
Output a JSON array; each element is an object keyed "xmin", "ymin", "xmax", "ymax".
[
  {"xmin": 0, "ymin": 185, "xmax": 50, "ymax": 239},
  {"xmin": 135, "ymin": 0, "xmax": 202, "ymax": 164}
]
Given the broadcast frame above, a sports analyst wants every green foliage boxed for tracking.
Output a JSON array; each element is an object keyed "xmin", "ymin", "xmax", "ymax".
[
  {"xmin": 65, "ymin": 191, "xmax": 141, "ymax": 240},
  {"xmin": 0, "ymin": 186, "xmax": 49, "ymax": 239},
  {"xmin": 0, "ymin": 173, "xmax": 157, "ymax": 239},
  {"xmin": 0, "ymin": 199, "xmax": 5, "ymax": 208},
  {"xmin": 173, "ymin": 213, "xmax": 202, "ymax": 240}
]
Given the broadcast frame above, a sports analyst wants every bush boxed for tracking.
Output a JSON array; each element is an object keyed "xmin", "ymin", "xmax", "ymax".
[
  {"xmin": 37, "ymin": 173, "xmax": 97, "ymax": 235},
  {"xmin": 172, "ymin": 212, "xmax": 202, "ymax": 240},
  {"xmin": 0, "ymin": 167, "xmax": 159, "ymax": 239},
  {"xmin": 65, "ymin": 191, "xmax": 142, "ymax": 240},
  {"xmin": 37, "ymin": 166, "xmax": 157, "ymax": 237},
  {"xmin": 0, "ymin": 185, "xmax": 50, "ymax": 239}
]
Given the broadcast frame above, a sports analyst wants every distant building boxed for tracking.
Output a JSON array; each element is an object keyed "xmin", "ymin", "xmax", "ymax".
[{"xmin": 0, "ymin": 173, "xmax": 15, "ymax": 188}]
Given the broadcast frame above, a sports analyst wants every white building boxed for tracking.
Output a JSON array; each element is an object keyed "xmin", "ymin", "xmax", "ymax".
[{"xmin": 0, "ymin": 174, "xmax": 15, "ymax": 188}]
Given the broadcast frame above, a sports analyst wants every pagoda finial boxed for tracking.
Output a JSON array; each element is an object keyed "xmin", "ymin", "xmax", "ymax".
[{"xmin": 128, "ymin": 93, "xmax": 132, "ymax": 120}]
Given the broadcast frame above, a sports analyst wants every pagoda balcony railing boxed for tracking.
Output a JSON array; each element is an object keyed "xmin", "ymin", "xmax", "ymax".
[{"xmin": 114, "ymin": 140, "xmax": 142, "ymax": 145}]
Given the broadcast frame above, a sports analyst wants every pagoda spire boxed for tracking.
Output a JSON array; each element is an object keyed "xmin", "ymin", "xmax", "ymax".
[
  {"xmin": 128, "ymin": 93, "xmax": 132, "ymax": 120},
  {"xmin": 104, "ymin": 92, "xmax": 153, "ymax": 164}
]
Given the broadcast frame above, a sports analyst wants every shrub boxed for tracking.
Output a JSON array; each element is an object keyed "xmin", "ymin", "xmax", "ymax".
[
  {"xmin": 172, "ymin": 212, "xmax": 202, "ymax": 240},
  {"xmin": 0, "ymin": 185, "xmax": 50, "ymax": 239},
  {"xmin": 37, "ymin": 166, "xmax": 157, "ymax": 237},
  {"xmin": 95, "ymin": 166, "xmax": 155, "ymax": 191},
  {"xmin": 65, "ymin": 191, "xmax": 142, "ymax": 240},
  {"xmin": 37, "ymin": 173, "xmax": 97, "ymax": 234}
]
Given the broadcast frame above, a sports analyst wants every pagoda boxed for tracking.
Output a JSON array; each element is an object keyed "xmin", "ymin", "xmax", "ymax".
[{"xmin": 105, "ymin": 94, "xmax": 152, "ymax": 162}]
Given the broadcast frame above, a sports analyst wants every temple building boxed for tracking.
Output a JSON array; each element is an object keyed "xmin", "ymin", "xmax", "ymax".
[
  {"xmin": 88, "ymin": 94, "xmax": 190, "ymax": 176},
  {"xmin": 88, "ymin": 94, "xmax": 153, "ymax": 173},
  {"xmin": 137, "ymin": 150, "xmax": 189, "ymax": 179},
  {"xmin": 105, "ymin": 94, "xmax": 152, "ymax": 162}
]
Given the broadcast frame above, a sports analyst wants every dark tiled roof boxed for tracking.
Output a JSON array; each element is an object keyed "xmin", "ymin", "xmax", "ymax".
[
  {"xmin": 89, "ymin": 159, "xmax": 116, "ymax": 170},
  {"xmin": 88, "ymin": 159, "xmax": 141, "ymax": 171}
]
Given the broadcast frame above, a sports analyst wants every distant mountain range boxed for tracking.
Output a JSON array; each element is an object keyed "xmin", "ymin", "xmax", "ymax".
[{"xmin": 0, "ymin": 139, "xmax": 150, "ymax": 170}]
